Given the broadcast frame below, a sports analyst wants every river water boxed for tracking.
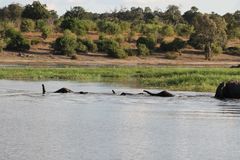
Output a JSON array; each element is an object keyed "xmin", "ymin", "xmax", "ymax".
[{"xmin": 0, "ymin": 80, "xmax": 240, "ymax": 160}]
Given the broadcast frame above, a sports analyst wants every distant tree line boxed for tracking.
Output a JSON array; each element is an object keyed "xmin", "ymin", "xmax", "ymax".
[{"xmin": 0, "ymin": 1, "xmax": 239, "ymax": 60}]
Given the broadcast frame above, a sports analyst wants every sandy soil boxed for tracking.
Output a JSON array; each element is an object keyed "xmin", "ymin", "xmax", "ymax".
[
  {"xmin": 0, "ymin": 32, "xmax": 239, "ymax": 68},
  {"xmin": 1, "ymin": 49, "xmax": 240, "ymax": 67}
]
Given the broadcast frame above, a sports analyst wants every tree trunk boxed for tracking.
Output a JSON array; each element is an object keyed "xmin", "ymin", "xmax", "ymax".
[{"xmin": 205, "ymin": 42, "xmax": 212, "ymax": 60}]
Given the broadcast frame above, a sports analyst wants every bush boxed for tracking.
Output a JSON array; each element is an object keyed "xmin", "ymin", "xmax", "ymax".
[
  {"xmin": 53, "ymin": 30, "xmax": 77, "ymax": 56},
  {"xmin": 31, "ymin": 38, "xmax": 42, "ymax": 45},
  {"xmin": 107, "ymin": 46, "xmax": 128, "ymax": 59},
  {"xmin": 136, "ymin": 36, "xmax": 157, "ymax": 50},
  {"xmin": 97, "ymin": 20, "xmax": 121, "ymax": 35},
  {"xmin": 41, "ymin": 26, "xmax": 52, "ymax": 39},
  {"xmin": 137, "ymin": 44, "xmax": 150, "ymax": 56},
  {"xmin": 125, "ymin": 48, "xmax": 138, "ymax": 56},
  {"xmin": 36, "ymin": 19, "xmax": 46, "ymax": 31},
  {"xmin": 176, "ymin": 23, "xmax": 194, "ymax": 36},
  {"xmin": 20, "ymin": 19, "xmax": 35, "ymax": 32},
  {"xmin": 188, "ymin": 33, "xmax": 205, "ymax": 49},
  {"xmin": 160, "ymin": 38, "xmax": 186, "ymax": 52},
  {"xmin": 60, "ymin": 19, "xmax": 87, "ymax": 36},
  {"xmin": 225, "ymin": 47, "xmax": 240, "ymax": 55},
  {"xmin": 114, "ymin": 34, "xmax": 125, "ymax": 43},
  {"xmin": 96, "ymin": 39, "xmax": 119, "ymax": 52},
  {"xmin": 165, "ymin": 52, "xmax": 178, "ymax": 59},
  {"xmin": 211, "ymin": 43, "xmax": 223, "ymax": 55},
  {"xmin": 0, "ymin": 39, "xmax": 6, "ymax": 52},
  {"xmin": 76, "ymin": 40, "xmax": 88, "ymax": 53},
  {"xmin": 160, "ymin": 25, "xmax": 175, "ymax": 36},
  {"xmin": 81, "ymin": 39, "xmax": 98, "ymax": 53},
  {"xmin": 4, "ymin": 28, "xmax": 30, "ymax": 51}
]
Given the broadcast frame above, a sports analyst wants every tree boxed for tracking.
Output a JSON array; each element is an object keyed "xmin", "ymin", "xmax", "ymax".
[
  {"xmin": 163, "ymin": 5, "xmax": 183, "ymax": 25},
  {"xmin": 190, "ymin": 14, "xmax": 227, "ymax": 60},
  {"xmin": 4, "ymin": 28, "xmax": 30, "ymax": 51},
  {"xmin": 183, "ymin": 6, "xmax": 201, "ymax": 25},
  {"xmin": 20, "ymin": 19, "xmax": 35, "ymax": 32},
  {"xmin": 22, "ymin": 1, "xmax": 50, "ymax": 20},
  {"xmin": 63, "ymin": 6, "xmax": 89, "ymax": 19},
  {"xmin": 53, "ymin": 30, "xmax": 77, "ymax": 56},
  {"xmin": 97, "ymin": 20, "xmax": 121, "ymax": 35},
  {"xmin": 0, "ymin": 3, "xmax": 23, "ymax": 20}
]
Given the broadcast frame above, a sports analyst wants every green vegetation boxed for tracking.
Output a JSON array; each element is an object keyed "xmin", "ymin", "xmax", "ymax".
[
  {"xmin": 0, "ymin": 1, "xmax": 239, "ymax": 59},
  {"xmin": 53, "ymin": 30, "xmax": 77, "ymax": 56},
  {"xmin": 0, "ymin": 67, "xmax": 240, "ymax": 92},
  {"xmin": 20, "ymin": 19, "xmax": 35, "ymax": 32},
  {"xmin": 4, "ymin": 28, "xmax": 30, "ymax": 51}
]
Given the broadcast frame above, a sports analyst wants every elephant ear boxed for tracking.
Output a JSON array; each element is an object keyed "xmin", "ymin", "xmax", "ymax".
[{"xmin": 215, "ymin": 82, "xmax": 225, "ymax": 99}]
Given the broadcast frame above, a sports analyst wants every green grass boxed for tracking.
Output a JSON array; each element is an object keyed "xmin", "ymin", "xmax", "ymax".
[{"xmin": 0, "ymin": 67, "xmax": 240, "ymax": 92}]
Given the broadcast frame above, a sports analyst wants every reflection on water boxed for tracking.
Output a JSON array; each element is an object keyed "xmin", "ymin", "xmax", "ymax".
[{"xmin": 0, "ymin": 80, "xmax": 240, "ymax": 160}]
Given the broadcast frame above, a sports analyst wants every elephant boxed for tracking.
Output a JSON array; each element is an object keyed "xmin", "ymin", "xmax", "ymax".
[
  {"xmin": 143, "ymin": 90, "xmax": 174, "ymax": 97},
  {"xmin": 215, "ymin": 81, "xmax": 240, "ymax": 99}
]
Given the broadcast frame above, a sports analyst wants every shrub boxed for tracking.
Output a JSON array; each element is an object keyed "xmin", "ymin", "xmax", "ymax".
[
  {"xmin": 31, "ymin": 38, "xmax": 42, "ymax": 45},
  {"xmin": 188, "ymin": 33, "xmax": 206, "ymax": 49},
  {"xmin": 125, "ymin": 48, "xmax": 138, "ymax": 56},
  {"xmin": 20, "ymin": 19, "xmax": 35, "ymax": 32},
  {"xmin": 53, "ymin": 30, "xmax": 77, "ymax": 56},
  {"xmin": 160, "ymin": 38, "xmax": 186, "ymax": 52},
  {"xmin": 211, "ymin": 43, "xmax": 223, "ymax": 55},
  {"xmin": 107, "ymin": 46, "xmax": 128, "ymax": 59},
  {"xmin": 114, "ymin": 34, "xmax": 125, "ymax": 43},
  {"xmin": 97, "ymin": 20, "xmax": 121, "ymax": 35},
  {"xmin": 176, "ymin": 23, "xmax": 194, "ymax": 36},
  {"xmin": 36, "ymin": 19, "xmax": 46, "ymax": 31},
  {"xmin": 160, "ymin": 25, "xmax": 175, "ymax": 36},
  {"xmin": 0, "ymin": 39, "xmax": 6, "ymax": 52},
  {"xmin": 81, "ymin": 39, "xmax": 98, "ymax": 53},
  {"xmin": 4, "ymin": 28, "xmax": 30, "ymax": 51},
  {"xmin": 225, "ymin": 47, "xmax": 240, "ymax": 55},
  {"xmin": 136, "ymin": 36, "xmax": 157, "ymax": 50},
  {"xmin": 41, "ymin": 26, "xmax": 52, "ymax": 39},
  {"xmin": 137, "ymin": 44, "xmax": 150, "ymax": 56},
  {"xmin": 165, "ymin": 52, "xmax": 178, "ymax": 59},
  {"xmin": 96, "ymin": 39, "xmax": 120, "ymax": 52},
  {"xmin": 71, "ymin": 54, "xmax": 78, "ymax": 60},
  {"xmin": 76, "ymin": 40, "xmax": 88, "ymax": 53},
  {"xmin": 60, "ymin": 19, "xmax": 87, "ymax": 36}
]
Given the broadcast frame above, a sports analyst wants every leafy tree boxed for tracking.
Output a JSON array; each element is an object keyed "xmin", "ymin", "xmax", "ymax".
[
  {"xmin": 160, "ymin": 25, "xmax": 175, "ymax": 36},
  {"xmin": 136, "ymin": 36, "xmax": 157, "ymax": 51},
  {"xmin": 190, "ymin": 14, "xmax": 227, "ymax": 60},
  {"xmin": 63, "ymin": 6, "xmax": 89, "ymax": 19},
  {"xmin": 183, "ymin": 6, "xmax": 201, "ymax": 25},
  {"xmin": 176, "ymin": 23, "xmax": 194, "ymax": 36},
  {"xmin": 163, "ymin": 5, "xmax": 183, "ymax": 25},
  {"xmin": 4, "ymin": 28, "xmax": 30, "ymax": 51},
  {"xmin": 22, "ymin": 1, "xmax": 50, "ymax": 20},
  {"xmin": 20, "ymin": 19, "xmax": 35, "ymax": 32},
  {"xmin": 0, "ymin": 3, "xmax": 23, "ymax": 20},
  {"xmin": 97, "ymin": 20, "xmax": 121, "ymax": 35},
  {"xmin": 53, "ymin": 30, "xmax": 77, "ymax": 56},
  {"xmin": 60, "ymin": 18, "xmax": 88, "ymax": 35},
  {"xmin": 160, "ymin": 38, "xmax": 186, "ymax": 52}
]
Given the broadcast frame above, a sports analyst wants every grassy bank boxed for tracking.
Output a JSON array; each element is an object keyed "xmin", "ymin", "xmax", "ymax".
[{"xmin": 0, "ymin": 67, "xmax": 240, "ymax": 92}]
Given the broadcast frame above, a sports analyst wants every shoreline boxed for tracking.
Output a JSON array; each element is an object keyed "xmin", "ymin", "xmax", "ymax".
[{"xmin": 0, "ymin": 67, "xmax": 239, "ymax": 93}]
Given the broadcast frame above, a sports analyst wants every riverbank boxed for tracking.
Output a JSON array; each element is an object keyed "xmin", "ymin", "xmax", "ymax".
[{"xmin": 0, "ymin": 67, "xmax": 239, "ymax": 92}]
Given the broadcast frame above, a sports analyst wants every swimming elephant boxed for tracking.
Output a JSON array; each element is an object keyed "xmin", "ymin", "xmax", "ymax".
[
  {"xmin": 42, "ymin": 84, "xmax": 87, "ymax": 94},
  {"xmin": 215, "ymin": 81, "xmax": 240, "ymax": 99},
  {"xmin": 112, "ymin": 90, "xmax": 143, "ymax": 96},
  {"xmin": 54, "ymin": 87, "xmax": 73, "ymax": 93},
  {"xmin": 143, "ymin": 90, "xmax": 174, "ymax": 97}
]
